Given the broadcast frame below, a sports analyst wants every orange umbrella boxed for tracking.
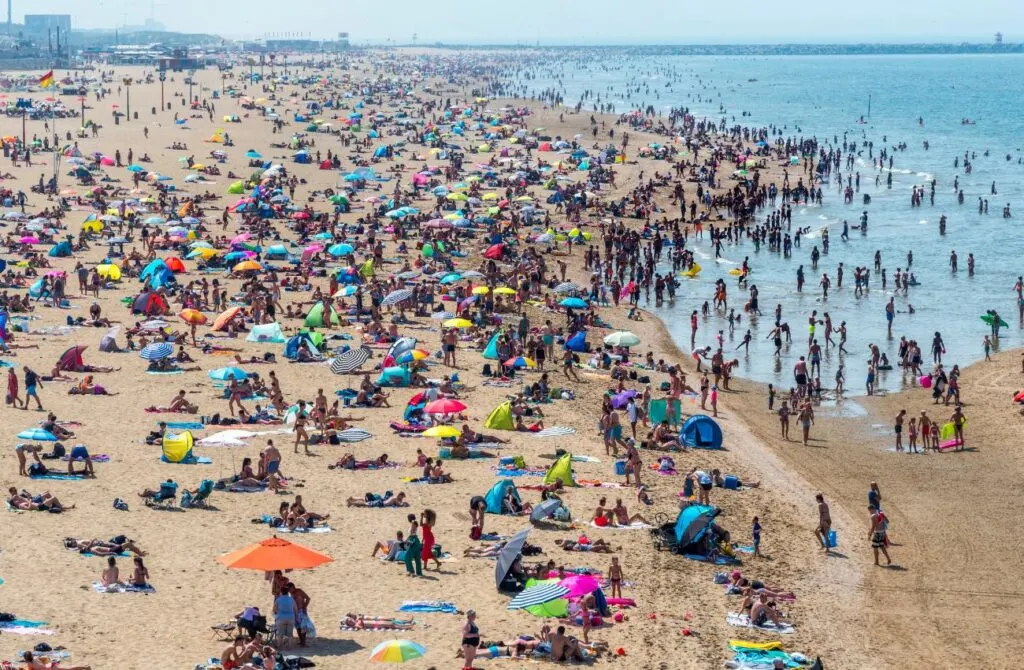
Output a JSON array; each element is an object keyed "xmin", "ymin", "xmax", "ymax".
[
  {"xmin": 164, "ymin": 256, "xmax": 186, "ymax": 273},
  {"xmin": 217, "ymin": 536, "xmax": 333, "ymax": 571},
  {"xmin": 233, "ymin": 260, "xmax": 262, "ymax": 273},
  {"xmin": 211, "ymin": 306, "xmax": 241, "ymax": 331},
  {"xmin": 179, "ymin": 308, "xmax": 208, "ymax": 325}
]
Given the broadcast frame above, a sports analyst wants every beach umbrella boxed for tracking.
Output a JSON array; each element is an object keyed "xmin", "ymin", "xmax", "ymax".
[
  {"xmin": 144, "ymin": 216, "xmax": 166, "ymax": 225},
  {"xmin": 18, "ymin": 236, "xmax": 40, "ymax": 245},
  {"xmin": 472, "ymin": 286, "xmax": 490, "ymax": 295},
  {"xmin": 395, "ymin": 349, "xmax": 430, "ymax": 364},
  {"xmin": 245, "ymin": 150, "xmax": 262, "ymax": 159},
  {"xmin": 553, "ymin": 282, "xmax": 582, "ymax": 294},
  {"xmin": 209, "ymin": 367, "xmax": 248, "ymax": 381},
  {"xmin": 493, "ymin": 287, "xmax": 516, "ymax": 295},
  {"xmin": 559, "ymin": 297, "xmax": 588, "ymax": 309},
  {"xmin": 530, "ymin": 498, "xmax": 562, "ymax": 523},
  {"xmin": 368, "ymin": 639, "xmax": 426, "ymax": 663},
  {"xmin": 504, "ymin": 356, "xmax": 536, "ymax": 369},
  {"xmin": 217, "ymin": 536, "xmax": 333, "ymax": 571},
  {"xmin": 430, "ymin": 311, "xmax": 455, "ymax": 320},
  {"xmin": 16, "ymin": 428, "xmax": 58, "ymax": 441},
  {"xmin": 179, "ymin": 308, "xmax": 208, "ymax": 325},
  {"xmin": 139, "ymin": 342, "xmax": 174, "ymax": 361},
  {"xmin": 496, "ymin": 527, "xmax": 532, "ymax": 588},
  {"xmin": 396, "ymin": 270, "xmax": 421, "ymax": 280},
  {"xmin": 422, "ymin": 425, "xmax": 461, "ymax": 439},
  {"xmin": 233, "ymin": 260, "xmax": 263, "ymax": 273},
  {"xmin": 604, "ymin": 331, "xmax": 641, "ymax": 347},
  {"xmin": 443, "ymin": 318, "xmax": 473, "ymax": 329},
  {"xmin": 381, "ymin": 289, "xmax": 414, "ymax": 306},
  {"xmin": 424, "ymin": 398, "xmax": 467, "ymax": 415},
  {"xmin": 558, "ymin": 574, "xmax": 601, "ymax": 598},
  {"xmin": 333, "ymin": 286, "xmax": 359, "ymax": 298},
  {"xmin": 507, "ymin": 582, "xmax": 570, "ymax": 610},
  {"xmin": 330, "ymin": 346, "xmax": 373, "ymax": 374},
  {"xmin": 327, "ymin": 243, "xmax": 354, "ymax": 257}
]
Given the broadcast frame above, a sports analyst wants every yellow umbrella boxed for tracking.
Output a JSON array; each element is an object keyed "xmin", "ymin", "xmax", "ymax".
[
  {"xmin": 472, "ymin": 286, "xmax": 490, "ymax": 295},
  {"xmin": 423, "ymin": 425, "xmax": 461, "ymax": 439},
  {"xmin": 514, "ymin": 195, "xmax": 534, "ymax": 202},
  {"xmin": 443, "ymin": 318, "xmax": 473, "ymax": 329},
  {"xmin": 81, "ymin": 220, "xmax": 103, "ymax": 233},
  {"xmin": 233, "ymin": 260, "xmax": 262, "ymax": 272},
  {"xmin": 481, "ymin": 193, "xmax": 499, "ymax": 201},
  {"xmin": 493, "ymin": 287, "xmax": 516, "ymax": 295},
  {"xmin": 446, "ymin": 193, "xmax": 468, "ymax": 201}
]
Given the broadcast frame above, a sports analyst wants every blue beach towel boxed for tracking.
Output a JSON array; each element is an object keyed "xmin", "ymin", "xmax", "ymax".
[
  {"xmin": 398, "ymin": 601, "xmax": 458, "ymax": 614},
  {"xmin": 30, "ymin": 473, "xmax": 86, "ymax": 481},
  {"xmin": 164, "ymin": 422, "xmax": 205, "ymax": 431}
]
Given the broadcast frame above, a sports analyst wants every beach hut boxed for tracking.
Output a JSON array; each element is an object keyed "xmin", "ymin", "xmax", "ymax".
[
  {"xmin": 680, "ymin": 415, "xmax": 723, "ymax": 450},
  {"xmin": 484, "ymin": 401, "xmax": 515, "ymax": 431},
  {"xmin": 484, "ymin": 479, "xmax": 521, "ymax": 514}
]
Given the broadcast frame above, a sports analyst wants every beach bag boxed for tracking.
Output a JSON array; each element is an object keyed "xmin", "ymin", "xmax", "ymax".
[
  {"xmin": 28, "ymin": 462, "xmax": 48, "ymax": 476},
  {"xmin": 469, "ymin": 525, "xmax": 482, "ymax": 540}
]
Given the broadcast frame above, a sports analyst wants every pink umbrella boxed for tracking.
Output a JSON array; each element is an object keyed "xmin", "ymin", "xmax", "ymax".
[
  {"xmin": 19, "ymin": 236, "xmax": 40, "ymax": 244},
  {"xmin": 424, "ymin": 398, "xmax": 467, "ymax": 414},
  {"xmin": 303, "ymin": 244, "xmax": 324, "ymax": 254},
  {"xmin": 558, "ymin": 574, "xmax": 600, "ymax": 598},
  {"xmin": 231, "ymin": 233, "xmax": 252, "ymax": 244},
  {"xmin": 292, "ymin": 211, "xmax": 310, "ymax": 220}
]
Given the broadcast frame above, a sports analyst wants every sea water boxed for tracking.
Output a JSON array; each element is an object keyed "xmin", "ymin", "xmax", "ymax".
[{"xmin": 522, "ymin": 54, "xmax": 1024, "ymax": 393}]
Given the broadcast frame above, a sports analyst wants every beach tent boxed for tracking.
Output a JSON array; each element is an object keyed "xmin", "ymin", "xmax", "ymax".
[
  {"xmin": 96, "ymin": 264, "xmax": 122, "ymax": 281},
  {"xmin": 673, "ymin": 504, "xmax": 721, "ymax": 552},
  {"xmin": 57, "ymin": 345, "xmax": 88, "ymax": 371},
  {"xmin": 284, "ymin": 332, "xmax": 319, "ymax": 360},
  {"xmin": 162, "ymin": 431, "xmax": 197, "ymax": 463},
  {"xmin": 246, "ymin": 322, "xmax": 286, "ymax": 343},
  {"xmin": 383, "ymin": 337, "xmax": 417, "ymax": 368},
  {"xmin": 543, "ymin": 453, "xmax": 576, "ymax": 487},
  {"xmin": 265, "ymin": 244, "xmax": 289, "ymax": 259},
  {"xmin": 48, "ymin": 241, "xmax": 72, "ymax": 257},
  {"xmin": 484, "ymin": 479, "xmax": 521, "ymax": 514},
  {"xmin": 99, "ymin": 326, "xmax": 121, "ymax": 352},
  {"xmin": 482, "ymin": 330, "xmax": 501, "ymax": 360},
  {"xmin": 680, "ymin": 415, "xmax": 723, "ymax": 449},
  {"xmin": 565, "ymin": 331, "xmax": 587, "ymax": 353},
  {"xmin": 304, "ymin": 302, "xmax": 340, "ymax": 328},
  {"xmin": 132, "ymin": 291, "xmax": 169, "ymax": 316},
  {"xmin": 484, "ymin": 401, "xmax": 515, "ymax": 431},
  {"xmin": 376, "ymin": 366, "xmax": 411, "ymax": 387}
]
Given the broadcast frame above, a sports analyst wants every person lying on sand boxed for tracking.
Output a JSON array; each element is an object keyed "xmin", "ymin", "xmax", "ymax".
[
  {"xmin": 8, "ymin": 487, "xmax": 72, "ymax": 512},
  {"xmin": 64, "ymin": 536, "xmax": 145, "ymax": 556},
  {"xmin": 22, "ymin": 651, "xmax": 91, "ymax": 670},
  {"xmin": 346, "ymin": 491, "xmax": 408, "ymax": 507},
  {"xmin": 328, "ymin": 453, "xmax": 390, "ymax": 469},
  {"xmin": 341, "ymin": 614, "xmax": 415, "ymax": 630},
  {"xmin": 555, "ymin": 538, "xmax": 618, "ymax": 553},
  {"xmin": 464, "ymin": 543, "xmax": 507, "ymax": 558},
  {"xmin": 459, "ymin": 424, "xmax": 509, "ymax": 444}
]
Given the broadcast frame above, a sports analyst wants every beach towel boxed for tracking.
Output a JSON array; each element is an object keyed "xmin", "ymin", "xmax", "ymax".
[
  {"xmin": 571, "ymin": 455, "xmax": 601, "ymax": 463},
  {"xmin": 146, "ymin": 369, "xmax": 186, "ymax": 375},
  {"xmin": 92, "ymin": 582, "xmax": 156, "ymax": 594},
  {"xmin": 726, "ymin": 612, "xmax": 795, "ymax": 634},
  {"xmin": 228, "ymin": 485, "xmax": 266, "ymax": 493},
  {"xmin": 590, "ymin": 520, "xmax": 651, "ymax": 530},
  {"xmin": 0, "ymin": 620, "xmax": 55, "ymax": 635},
  {"xmin": 577, "ymin": 480, "xmax": 624, "ymax": 489},
  {"xmin": 159, "ymin": 456, "xmax": 213, "ymax": 465},
  {"xmin": 530, "ymin": 427, "xmax": 577, "ymax": 438},
  {"xmin": 164, "ymin": 422, "xmax": 206, "ymax": 431},
  {"xmin": 398, "ymin": 601, "xmax": 459, "ymax": 614},
  {"xmin": 493, "ymin": 467, "xmax": 546, "ymax": 477},
  {"xmin": 29, "ymin": 473, "xmax": 86, "ymax": 481},
  {"xmin": 276, "ymin": 525, "xmax": 332, "ymax": 534},
  {"xmin": 684, "ymin": 553, "xmax": 740, "ymax": 565},
  {"xmin": 61, "ymin": 454, "xmax": 110, "ymax": 463}
]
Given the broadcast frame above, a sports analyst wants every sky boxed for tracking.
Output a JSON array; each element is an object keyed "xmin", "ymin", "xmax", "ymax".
[{"xmin": 17, "ymin": 0, "xmax": 1024, "ymax": 44}]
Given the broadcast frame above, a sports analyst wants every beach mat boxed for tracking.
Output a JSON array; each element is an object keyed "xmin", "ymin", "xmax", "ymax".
[
  {"xmin": 29, "ymin": 473, "xmax": 86, "ymax": 481},
  {"xmin": 0, "ymin": 620, "xmax": 54, "ymax": 635},
  {"xmin": 336, "ymin": 428, "xmax": 373, "ymax": 443},
  {"xmin": 530, "ymin": 427, "xmax": 577, "ymax": 438},
  {"xmin": 397, "ymin": 601, "xmax": 459, "ymax": 614},
  {"xmin": 590, "ymin": 520, "xmax": 651, "ymax": 530},
  {"xmin": 164, "ymin": 422, "xmax": 206, "ymax": 431},
  {"xmin": 92, "ymin": 582, "xmax": 156, "ymax": 594}
]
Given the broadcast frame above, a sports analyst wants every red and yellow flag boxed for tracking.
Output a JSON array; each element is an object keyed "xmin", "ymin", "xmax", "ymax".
[{"xmin": 39, "ymin": 70, "xmax": 54, "ymax": 88}]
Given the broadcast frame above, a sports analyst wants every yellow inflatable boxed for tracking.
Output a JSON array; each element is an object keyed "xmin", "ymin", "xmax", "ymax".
[{"xmin": 681, "ymin": 263, "xmax": 702, "ymax": 278}]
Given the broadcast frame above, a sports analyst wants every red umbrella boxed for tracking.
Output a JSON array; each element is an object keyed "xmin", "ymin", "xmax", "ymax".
[
  {"xmin": 424, "ymin": 398, "xmax": 467, "ymax": 414},
  {"xmin": 484, "ymin": 243, "xmax": 504, "ymax": 260}
]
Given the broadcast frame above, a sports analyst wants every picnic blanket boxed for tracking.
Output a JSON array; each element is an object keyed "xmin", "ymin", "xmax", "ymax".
[
  {"xmin": 92, "ymin": 582, "xmax": 156, "ymax": 594},
  {"xmin": 529, "ymin": 427, "xmax": 577, "ymax": 438},
  {"xmin": 29, "ymin": 473, "xmax": 86, "ymax": 481},
  {"xmin": 726, "ymin": 612, "xmax": 795, "ymax": 634},
  {"xmin": 590, "ymin": 520, "xmax": 652, "ymax": 530},
  {"xmin": 164, "ymin": 421, "xmax": 206, "ymax": 431}
]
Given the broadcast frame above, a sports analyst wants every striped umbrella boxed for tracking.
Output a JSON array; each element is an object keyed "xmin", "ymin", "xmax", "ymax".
[
  {"xmin": 430, "ymin": 311, "xmax": 455, "ymax": 320},
  {"xmin": 381, "ymin": 289, "xmax": 414, "ymax": 306},
  {"xmin": 507, "ymin": 582, "xmax": 570, "ymax": 610},
  {"xmin": 554, "ymin": 282, "xmax": 583, "ymax": 294},
  {"xmin": 139, "ymin": 342, "xmax": 174, "ymax": 360},
  {"xmin": 330, "ymin": 345, "xmax": 372, "ymax": 374}
]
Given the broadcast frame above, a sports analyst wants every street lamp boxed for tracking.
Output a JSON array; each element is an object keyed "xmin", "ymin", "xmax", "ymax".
[
  {"xmin": 188, "ymin": 70, "xmax": 195, "ymax": 105},
  {"xmin": 159, "ymin": 70, "xmax": 166, "ymax": 110},
  {"xmin": 122, "ymin": 76, "xmax": 133, "ymax": 122}
]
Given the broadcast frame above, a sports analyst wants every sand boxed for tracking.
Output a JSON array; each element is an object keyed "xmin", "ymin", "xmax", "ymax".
[{"xmin": 0, "ymin": 53, "xmax": 1019, "ymax": 670}]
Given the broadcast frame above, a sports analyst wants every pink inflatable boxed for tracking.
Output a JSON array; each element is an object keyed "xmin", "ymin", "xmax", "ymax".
[{"xmin": 919, "ymin": 375, "xmax": 932, "ymax": 388}]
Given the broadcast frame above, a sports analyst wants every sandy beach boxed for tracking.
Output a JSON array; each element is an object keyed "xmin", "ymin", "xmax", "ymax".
[{"xmin": 0, "ymin": 52, "xmax": 1020, "ymax": 670}]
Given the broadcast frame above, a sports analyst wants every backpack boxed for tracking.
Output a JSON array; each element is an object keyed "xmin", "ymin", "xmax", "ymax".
[{"xmin": 28, "ymin": 462, "xmax": 48, "ymax": 476}]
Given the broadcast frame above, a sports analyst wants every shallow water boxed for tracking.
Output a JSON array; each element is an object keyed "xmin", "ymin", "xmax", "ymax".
[{"xmin": 524, "ymin": 54, "xmax": 1024, "ymax": 392}]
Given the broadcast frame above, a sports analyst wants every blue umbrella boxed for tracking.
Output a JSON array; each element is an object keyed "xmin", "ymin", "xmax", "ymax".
[
  {"xmin": 17, "ymin": 428, "xmax": 58, "ymax": 441},
  {"xmin": 246, "ymin": 150, "xmax": 263, "ymax": 159},
  {"xmin": 209, "ymin": 367, "xmax": 248, "ymax": 381},
  {"xmin": 328, "ymin": 243, "xmax": 355, "ymax": 257},
  {"xmin": 139, "ymin": 342, "xmax": 173, "ymax": 361},
  {"xmin": 559, "ymin": 297, "xmax": 588, "ymax": 309},
  {"xmin": 439, "ymin": 273, "xmax": 463, "ymax": 285}
]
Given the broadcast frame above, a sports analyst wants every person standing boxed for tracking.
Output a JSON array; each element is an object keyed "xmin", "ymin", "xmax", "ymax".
[
  {"xmin": 869, "ymin": 505, "xmax": 892, "ymax": 566},
  {"xmin": 420, "ymin": 509, "xmax": 441, "ymax": 571},
  {"xmin": 461, "ymin": 610, "xmax": 480, "ymax": 670},
  {"xmin": 403, "ymin": 513, "xmax": 422, "ymax": 577},
  {"xmin": 815, "ymin": 493, "xmax": 832, "ymax": 553},
  {"xmin": 23, "ymin": 366, "xmax": 43, "ymax": 411},
  {"xmin": 273, "ymin": 583, "xmax": 297, "ymax": 648}
]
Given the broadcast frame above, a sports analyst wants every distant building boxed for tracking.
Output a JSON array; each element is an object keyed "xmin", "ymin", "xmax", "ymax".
[
  {"xmin": 23, "ymin": 14, "xmax": 71, "ymax": 36},
  {"xmin": 995, "ymin": 32, "xmax": 1003, "ymax": 45}
]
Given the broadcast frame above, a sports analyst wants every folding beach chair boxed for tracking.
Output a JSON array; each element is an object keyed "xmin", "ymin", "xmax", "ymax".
[
  {"xmin": 145, "ymin": 481, "xmax": 178, "ymax": 508},
  {"xmin": 181, "ymin": 479, "xmax": 215, "ymax": 509}
]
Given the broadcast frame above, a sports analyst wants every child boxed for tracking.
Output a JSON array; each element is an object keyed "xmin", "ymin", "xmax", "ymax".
[
  {"xmin": 907, "ymin": 417, "xmax": 918, "ymax": 453},
  {"xmin": 983, "ymin": 335, "xmax": 992, "ymax": 361},
  {"xmin": 920, "ymin": 414, "xmax": 931, "ymax": 453},
  {"xmin": 931, "ymin": 419, "xmax": 940, "ymax": 450},
  {"xmin": 767, "ymin": 384, "xmax": 775, "ymax": 411},
  {"xmin": 608, "ymin": 556, "xmax": 624, "ymax": 599},
  {"xmin": 752, "ymin": 516, "xmax": 762, "ymax": 557},
  {"xmin": 710, "ymin": 385, "xmax": 719, "ymax": 417}
]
